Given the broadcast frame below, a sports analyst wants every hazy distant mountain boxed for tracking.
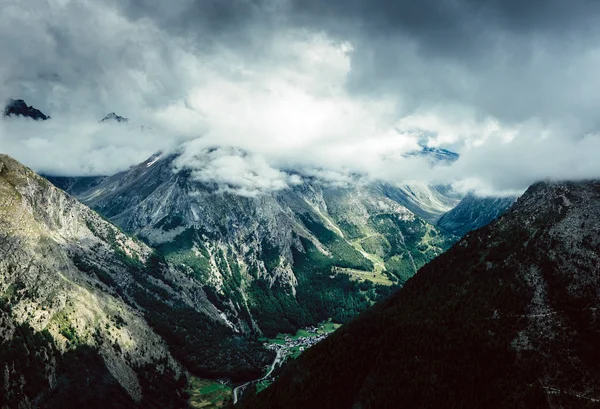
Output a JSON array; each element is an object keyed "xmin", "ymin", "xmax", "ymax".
[
  {"xmin": 437, "ymin": 193, "xmax": 517, "ymax": 236},
  {"xmin": 243, "ymin": 180, "xmax": 600, "ymax": 409},
  {"xmin": 3, "ymin": 99, "xmax": 49, "ymax": 120},
  {"xmin": 404, "ymin": 144, "xmax": 460, "ymax": 165},
  {"xmin": 100, "ymin": 112, "xmax": 128, "ymax": 123},
  {"xmin": 379, "ymin": 182, "xmax": 461, "ymax": 224}
]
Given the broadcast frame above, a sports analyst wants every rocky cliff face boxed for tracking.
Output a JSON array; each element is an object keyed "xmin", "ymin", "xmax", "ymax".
[
  {"xmin": 0, "ymin": 154, "xmax": 183, "ymax": 407},
  {"xmin": 377, "ymin": 182, "xmax": 461, "ymax": 223},
  {"xmin": 242, "ymin": 180, "xmax": 600, "ymax": 409},
  {"xmin": 49, "ymin": 152, "xmax": 456, "ymax": 338},
  {"xmin": 0, "ymin": 154, "xmax": 273, "ymax": 408},
  {"xmin": 437, "ymin": 193, "xmax": 516, "ymax": 236}
]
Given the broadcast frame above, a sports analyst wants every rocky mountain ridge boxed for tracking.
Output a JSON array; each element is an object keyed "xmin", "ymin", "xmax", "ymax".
[
  {"xmin": 48, "ymin": 151, "xmax": 456, "ymax": 339},
  {"xmin": 0, "ymin": 154, "xmax": 273, "ymax": 408},
  {"xmin": 242, "ymin": 179, "xmax": 600, "ymax": 409}
]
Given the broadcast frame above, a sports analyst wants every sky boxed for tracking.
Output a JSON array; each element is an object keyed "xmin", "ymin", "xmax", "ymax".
[{"xmin": 2, "ymin": 0, "xmax": 600, "ymax": 196}]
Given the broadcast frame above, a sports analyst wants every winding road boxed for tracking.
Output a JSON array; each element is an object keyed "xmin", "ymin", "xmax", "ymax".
[{"xmin": 233, "ymin": 348, "xmax": 283, "ymax": 404}]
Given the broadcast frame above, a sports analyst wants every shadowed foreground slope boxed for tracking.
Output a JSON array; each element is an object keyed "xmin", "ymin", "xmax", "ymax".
[{"xmin": 242, "ymin": 181, "xmax": 600, "ymax": 409}]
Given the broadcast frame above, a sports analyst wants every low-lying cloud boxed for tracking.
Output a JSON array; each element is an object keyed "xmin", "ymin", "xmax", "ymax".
[
  {"xmin": 174, "ymin": 145, "xmax": 302, "ymax": 197},
  {"xmin": 2, "ymin": 0, "xmax": 600, "ymax": 197}
]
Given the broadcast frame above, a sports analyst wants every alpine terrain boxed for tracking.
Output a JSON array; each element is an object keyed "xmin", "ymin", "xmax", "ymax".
[
  {"xmin": 0, "ymin": 154, "xmax": 273, "ymax": 409},
  {"xmin": 241, "ymin": 180, "xmax": 600, "ymax": 409},
  {"xmin": 48, "ymin": 149, "xmax": 457, "ymax": 339},
  {"xmin": 437, "ymin": 193, "xmax": 516, "ymax": 237}
]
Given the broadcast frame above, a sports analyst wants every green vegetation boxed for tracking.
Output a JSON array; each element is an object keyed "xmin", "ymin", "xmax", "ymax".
[
  {"xmin": 130, "ymin": 258, "xmax": 273, "ymax": 382},
  {"xmin": 249, "ymin": 236, "xmax": 380, "ymax": 338},
  {"xmin": 333, "ymin": 267, "xmax": 394, "ymax": 286},
  {"xmin": 0, "ymin": 299, "xmax": 187, "ymax": 409},
  {"xmin": 262, "ymin": 320, "xmax": 342, "ymax": 362},
  {"xmin": 364, "ymin": 214, "xmax": 455, "ymax": 283},
  {"xmin": 157, "ymin": 229, "xmax": 212, "ymax": 281},
  {"xmin": 299, "ymin": 215, "xmax": 373, "ymax": 271},
  {"xmin": 255, "ymin": 379, "xmax": 272, "ymax": 393},
  {"xmin": 337, "ymin": 219, "xmax": 364, "ymax": 240},
  {"xmin": 187, "ymin": 377, "xmax": 232, "ymax": 408},
  {"xmin": 359, "ymin": 234, "xmax": 391, "ymax": 258},
  {"xmin": 384, "ymin": 254, "xmax": 416, "ymax": 284}
]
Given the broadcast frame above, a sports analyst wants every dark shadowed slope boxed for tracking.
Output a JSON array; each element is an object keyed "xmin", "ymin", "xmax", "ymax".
[
  {"xmin": 437, "ymin": 193, "xmax": 517, "ymax": 236},
  {"xmin": 242, "ymin": 180, "xmax": 600, "ymax": 409}
]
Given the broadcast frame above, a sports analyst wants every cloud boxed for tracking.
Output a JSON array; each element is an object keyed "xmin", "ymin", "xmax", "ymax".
[
  {"xmin": 173, "ymin": 145, "xmax": 299, "ymax": 197},
  {"xmin": 2, "ymin": 0, "xmax": 600, "ymax": 196},
  {"xmin": 0, "ymin": 114, "xmax": 172, "ymax": 176}
]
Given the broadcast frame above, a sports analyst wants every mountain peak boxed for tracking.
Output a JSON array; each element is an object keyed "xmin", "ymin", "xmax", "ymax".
[
  {"xmin": 100, "ymin": 112, "xmax": 128, "ymax": 123},
  {"xmin": 4, "ymin": 98, "xmax": 50, "ymax": 120},
  {"xmin": 403, "ymin": 143, "xmax": 460, "ymax": 165}
]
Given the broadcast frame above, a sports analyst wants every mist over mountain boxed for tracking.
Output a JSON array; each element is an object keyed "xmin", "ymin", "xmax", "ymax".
[
  {"xmin": 101, "ymin": 112, "xmax": 129, "ymax": 123},
  {"xmin": 4, "ymin": 0, "xmax": 600, "ymax": 195},
  {"xmin": 48, "ymin": 149, "xmax": 456, "ymax": 339},
  {"xmin": 4, "ymin": 99, "xmax": 49, "ymax": 120}
]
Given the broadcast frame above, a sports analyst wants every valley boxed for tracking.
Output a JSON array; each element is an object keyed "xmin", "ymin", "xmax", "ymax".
[
  {"xmin": 0, "ymin": 150, "xmax": 516, "ymax": 408},
  {"xmin": 47, "ymin": 151, "xmax": 457, "ymax": 343},
  {"xmin": 186, "ymin": 320, "xmax": 341, "ymax": 407},
  {"xmin": 187, "ymin": 378, "xmax": 232, "ymax": 409},
  {"xmin": 241, "ymin": 181, "xmax": 600, "ymax": 409},
  {"xmin": 233, "ymin": 319, "xmax": 341, "ymax": 403}
]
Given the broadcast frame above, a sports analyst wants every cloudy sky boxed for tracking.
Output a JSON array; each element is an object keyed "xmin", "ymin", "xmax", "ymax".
[{"xmin": 2, "ymin": 0, "xmax": 600, "ymax": 196}]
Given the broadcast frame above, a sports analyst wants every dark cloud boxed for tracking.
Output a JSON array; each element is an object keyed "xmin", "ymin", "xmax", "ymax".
[
  {"xmin": 100, "ymin": 0, "xmax": 600, "ymax": 124},
  {"xmin": 110, "ymin": 0, "xmax": 283, "ymax": 52},
  {"xmin": 283, "ymin": 0, "xmax": 600, "ymax": 123}
]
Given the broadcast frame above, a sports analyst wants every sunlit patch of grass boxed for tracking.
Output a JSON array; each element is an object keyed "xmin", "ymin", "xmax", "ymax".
[
  {"xmin": 187, "ymin": 377, "xmax": 232, "ymax": 409},
  {"xmin": 333, "ymin": 266, "xmax": 394, "ymax": 286}
]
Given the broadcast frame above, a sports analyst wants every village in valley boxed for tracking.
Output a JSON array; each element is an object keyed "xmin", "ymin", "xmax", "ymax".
[
  {"xmin": 254, "ymin": 321, "xmax": 341, "ymax": 392},
  {"xmin": 265, "ymin": 326, "xmax": 327, "ymax": 353},
  {"xmin": 187, "ymin": 321, "xmax": 341, "ymax": 408}
]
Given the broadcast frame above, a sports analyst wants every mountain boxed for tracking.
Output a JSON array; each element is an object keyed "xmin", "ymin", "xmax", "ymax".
[
  {"xmin": 48, "ymin": 151, "xmax": 456, "ymax": 339},
  {"xmin": 437, "ymin": 193, "xmax": 517, "ymax": 236},
  {"xmin": 0, "ymin": 154, "xmax": 273, "ymax": 408},
  {"xmin": 45, "ymin": 175, "xmax": 107, "ymax": 196},
  {"xmin": 3, "ymin": 99, "xmax": 50, "ymax": 120},
  {"xmin": 379, "ymin": 182, "xmax": 461, "ymax": 223},
  {"xmin": 404, "ymin": 144, "xmax": 460, "ymax": 166},
  {"xmin": 417, "ymin": 146, "xmax": 460, "ymax": 164},
  {"xmin": 241, "ymin": 180, "xmax": 600, "ymax": 409},
  {"xmin": 101, "ymin": 112, "xmax": 128, "ymax": 123}
]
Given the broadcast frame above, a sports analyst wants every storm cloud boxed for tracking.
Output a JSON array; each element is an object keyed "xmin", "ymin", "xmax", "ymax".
[{"xmin": 2, "ymin": 0, "xmax": 600, "ymax": 195}]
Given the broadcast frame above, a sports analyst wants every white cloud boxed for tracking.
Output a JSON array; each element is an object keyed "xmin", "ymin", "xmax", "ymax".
[
  {"xmin": 173, "ymin": 146, "xmax": 296, "ymax": 197},
  {"xmin": 2, "ymin": 0, "xmax": 600, "ymax": 197}
]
